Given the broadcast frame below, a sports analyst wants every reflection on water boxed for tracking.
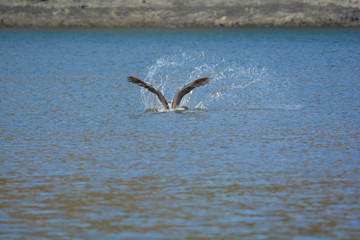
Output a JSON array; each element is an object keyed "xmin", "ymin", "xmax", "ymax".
[{"xmin": 1, "ymin": 28, "xmax": 360, "ymax": 239}]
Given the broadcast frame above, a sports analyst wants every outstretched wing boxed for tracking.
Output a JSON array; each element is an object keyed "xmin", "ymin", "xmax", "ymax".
[
  {"xmin": 172, "ymin": 77, "xmax": 210, "ymax": 108},
  {"xmin": 127, "ymin": 76, "xmax": 169, "ymax": 110}
]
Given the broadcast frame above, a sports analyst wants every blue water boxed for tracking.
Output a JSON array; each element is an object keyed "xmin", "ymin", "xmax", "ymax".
[{"xmin": 1, "ymin": 28, "xmax": 359, "ymax": 239}]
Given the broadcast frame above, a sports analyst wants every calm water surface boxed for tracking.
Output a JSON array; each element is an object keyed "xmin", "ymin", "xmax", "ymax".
[{"xmin": 1, "ymin": 28, "xmax": 359, "ymax": 239}]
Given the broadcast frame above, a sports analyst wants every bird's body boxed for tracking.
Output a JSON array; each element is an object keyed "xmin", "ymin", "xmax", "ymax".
[{"xmin": 127, "ymin": 76, "xmax": 210, "ymax": 111}]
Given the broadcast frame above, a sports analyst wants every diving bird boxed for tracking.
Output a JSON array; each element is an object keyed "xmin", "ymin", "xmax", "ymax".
[{"xmin": 127, "ymin": 76, "xmax": 210, "ymax": 110}]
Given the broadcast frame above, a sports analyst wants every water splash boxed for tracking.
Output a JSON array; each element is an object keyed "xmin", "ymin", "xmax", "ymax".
[{"xmin": 139, "ymin": 52, "xmax": 294, "ymax": 111}]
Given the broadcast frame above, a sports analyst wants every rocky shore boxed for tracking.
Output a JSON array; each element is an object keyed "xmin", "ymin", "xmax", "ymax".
[{"xmin": 1, "ymin": 0, "xmax": 359, "ymax": 28}]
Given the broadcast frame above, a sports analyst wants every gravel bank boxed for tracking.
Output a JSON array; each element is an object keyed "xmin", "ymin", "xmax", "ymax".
[{"xmin": 1, "ymin": 0, "xmax": 359, "ymax": 27}]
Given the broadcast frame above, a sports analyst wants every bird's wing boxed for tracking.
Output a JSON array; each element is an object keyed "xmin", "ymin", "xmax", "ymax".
[
  {"xmin": 127, "ymin": 76, "xmax": 169, "ymax": 110},
  {"xmin": 172, "ymin": 77, "xmax": 210, "ymax": 108}
]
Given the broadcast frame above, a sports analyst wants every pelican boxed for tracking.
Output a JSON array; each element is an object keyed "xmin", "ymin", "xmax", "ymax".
[{"xmin": 127, "ymin": 76, "xmax": 210, "ymax": 110}]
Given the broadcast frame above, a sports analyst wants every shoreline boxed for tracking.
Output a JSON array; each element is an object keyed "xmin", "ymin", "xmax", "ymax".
[{"xmin": 1, "ymin": 0, "xmax": 359, "ymax": 28}]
